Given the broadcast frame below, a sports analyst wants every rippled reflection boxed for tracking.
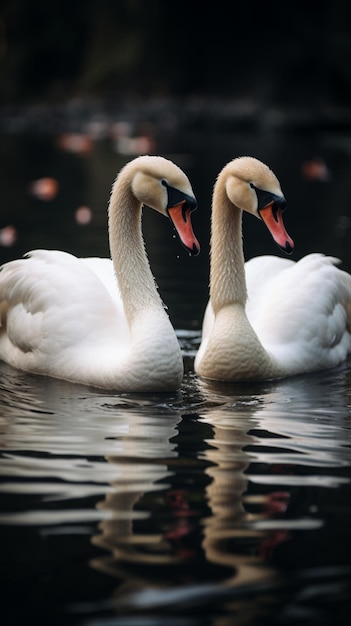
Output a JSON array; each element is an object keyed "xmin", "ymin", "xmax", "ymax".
[{"xmin": 1, "ymin": 353, "xmax": 351, "ymax": 621}]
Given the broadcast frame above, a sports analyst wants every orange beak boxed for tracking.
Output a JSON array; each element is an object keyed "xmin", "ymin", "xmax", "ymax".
[
  {"xmin": 168, "ymin": 201, "xmax": 200, "ymax": 256},
  {"xmin": 259, "ymin": 202, "xmax": 294, "ymax": 254}
]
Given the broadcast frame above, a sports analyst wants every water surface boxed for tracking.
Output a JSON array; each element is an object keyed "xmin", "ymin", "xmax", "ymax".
[{"xmin": 1, "ymin": 345, "xmax": 351, "ymax": 625}]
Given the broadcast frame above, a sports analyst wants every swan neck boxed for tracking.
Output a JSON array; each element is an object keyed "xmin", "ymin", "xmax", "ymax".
[
  {"xmin": 108, "ymin": 174, "xmax": 163, "ymax": 324},
  {"xmin": 210, "ymin": 178, "xmax": 247, "ymax": 313},
  {"xmin": 201, "ymin": 172, "xmax": 278, "ymax": 380}
]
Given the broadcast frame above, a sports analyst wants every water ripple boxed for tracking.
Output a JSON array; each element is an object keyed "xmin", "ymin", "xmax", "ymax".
[{"xmin": 1, "ymin": 356, "xmax": 351, "ymax": 622}]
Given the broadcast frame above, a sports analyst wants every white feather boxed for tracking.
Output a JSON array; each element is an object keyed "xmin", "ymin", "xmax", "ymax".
[{"xmin": 0, "ymin": 156, "xmax": 197, "ymax": 391}]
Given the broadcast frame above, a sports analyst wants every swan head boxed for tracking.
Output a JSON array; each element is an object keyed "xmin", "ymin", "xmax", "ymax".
[
  {"xmin": 130, "ymin": 156, "xmax": 200, "ymax": 256},
  {"xmin": 223, "ymin": 156, "xmax": 294, "ymax": 254}
]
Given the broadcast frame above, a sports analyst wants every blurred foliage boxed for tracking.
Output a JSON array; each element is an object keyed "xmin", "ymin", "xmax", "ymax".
[{"xmin": 0, "ymin": 0, "xmax": 351, "ymax": 106}]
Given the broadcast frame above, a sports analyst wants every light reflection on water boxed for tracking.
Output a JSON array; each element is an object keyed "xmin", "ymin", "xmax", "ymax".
[{"xmin": 1, "ymin": 336, "xmax": 351, "ymax": 623}]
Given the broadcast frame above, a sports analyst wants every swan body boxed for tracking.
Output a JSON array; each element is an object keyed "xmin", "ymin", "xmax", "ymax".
[
  {"xmin": 195, "ymin": 156, "xmax": 351, "ymax": 381},
  {"xmin": 0, "ymin": 155, "xmax": 200, "ymax": 391}
]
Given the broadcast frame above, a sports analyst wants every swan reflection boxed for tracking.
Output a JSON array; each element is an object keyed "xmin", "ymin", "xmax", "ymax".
[
  {"xmin": 197, "ymin": 368, "xmax": 351, "ymax": 589},
  {"xmin": 1, "ymin": 359, "xmax": 351, "ymax": 616},
  {"xmin": 91, "ymin": 410, "xmax": 183, "ymax": 581},
  {"xmin": 199, "ymin": 407, "xmax": 279, "ymax": 587},
  {"xmin": 89, "ymin": 367, "xmax": 351, "ymax": 613}
]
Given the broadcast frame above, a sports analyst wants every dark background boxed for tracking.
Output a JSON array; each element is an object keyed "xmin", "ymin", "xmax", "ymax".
[{"xmin": 1, "ymin": 0, "xmax": 351, "ymax": 110}]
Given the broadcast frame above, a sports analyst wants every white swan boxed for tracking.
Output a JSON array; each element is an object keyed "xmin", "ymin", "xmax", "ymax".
[
  {"xmin": 195, "ymin": 156, "xmax": 351, "ymax": 381},
  {"xmin": 0, "ymin": 155, "xmax": 200, "ymax": 392}
]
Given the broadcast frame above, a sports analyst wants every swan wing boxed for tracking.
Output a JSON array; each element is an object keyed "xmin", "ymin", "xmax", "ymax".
[
  {"xmin": 245, "ymin": 255, "xmax": 295, "ymax": 325},
  {"xmin": 197, "ymin": 256, "xmax": 295, "ymax": 364},
  {"xmin": 196, "ymin": 254, "xmax": 351, "ymax": 377},
  {"xmin": 80, "ymin": 257, "xmax": 124, "ymax": 312},
  {"xmin": 0, "ymin": 250, "xmax": 129, "ymax": 374},
  {"xmin": 246, "ymin": 253, "xmax": 351, "ymax": 372}
]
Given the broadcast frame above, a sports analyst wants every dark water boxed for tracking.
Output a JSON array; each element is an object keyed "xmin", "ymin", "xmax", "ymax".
[{"xmin": 1, "ymin": 117, "xmax": 351, "ymax": 625}]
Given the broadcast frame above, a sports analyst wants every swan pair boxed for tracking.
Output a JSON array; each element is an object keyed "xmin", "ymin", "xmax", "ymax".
[{"xmin": 1, "ymin": 155, "xmax": 350, "ymax": 391}]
